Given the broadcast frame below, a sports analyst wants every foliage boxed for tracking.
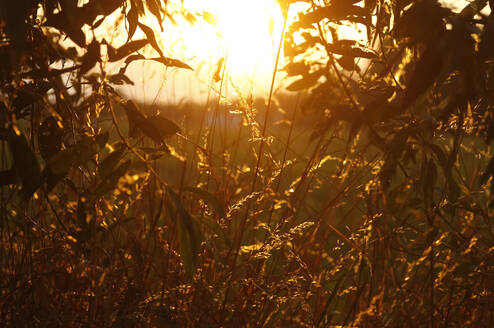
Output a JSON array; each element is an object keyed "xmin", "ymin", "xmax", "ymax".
[{"xmin": 1, "ymin": 0, "xmax": 494, "ymax": 327}]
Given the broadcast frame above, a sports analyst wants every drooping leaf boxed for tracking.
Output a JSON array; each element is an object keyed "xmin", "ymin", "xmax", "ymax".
[
  {"xmin": 145, "ymin": 0, "xmax": 164, "ymax": 32},
  {"xmin": 149, "ymin": 57, "xmax": 194, "ymax": 70},
  {"xmin": 149, "ymin": 114, "xmax": 182, "ymax": 137},
  {"xmin": 137, "ymin": 22, "xmax": 163, "ymax": 56},
  {"xmin": 80, "ymin": 40, "xmax": 100, "ymax": 74},
  {"xmin": 337, "ymin": 55, "xmax": 355, "ymax": 71},
  {"xmin": 123, "ymin": 100, "xmax": 180, "ymax": 143},
  {"xmin": 297, "ymin": 3, "xmax": 368, "ymax": 28},
  {"xmin": 107, "ymin": 39, "xmax": 149, "ymax": 62},
  {"xmin": 45, "ymin": 12, "xmax": 86, "ymax": 47},
  {"xmin": 127, "ymin": 2, "xmax": 139, "ymax": 40}
]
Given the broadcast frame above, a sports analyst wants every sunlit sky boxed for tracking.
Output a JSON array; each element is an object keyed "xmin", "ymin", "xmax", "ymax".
[
  {"xmin": 119, "ymin": 0, "xmax": 311, "ymax": 104},
  {"xmin": 113, "ymin": 0, "xmax": 470, "ymax": 104}
]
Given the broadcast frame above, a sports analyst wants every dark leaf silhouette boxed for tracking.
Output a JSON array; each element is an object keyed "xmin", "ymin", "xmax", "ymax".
[
  {"xmin": 137, "ymin": 22, "xmax": 163, "ymax": 56},
  {"xmin": 123, "ymin": 100, "xmax": 180, "ymax": 143},
  {"xmin": 38, "ymin": 116, "xmax": 64, "ymax": 161},
  {"xmin": 286, "ymin": 71, "xmax": 323, "ymax": 91},
  {"xmin": 93, "ymin": 160, "xmax": 131, "ymax": 199},
  {"xmin": 126, "ymin": 3, "xmax": 139, "ymax": 40},
  {"xmin": 150, "ymin": 57, "xmax": 194, "ymax": 70},
  {"xmin": 7, "ymin": 127, "xmax": 42, "ymax": 197},
  {"xmin": 107, "ymin": 39, "xmax": 149, "ymax": 62},
  {"xmin": 146, "ymin": 0, "xmax": 164, "ymax": 32},
  {"xmin": 403, "ymin": 44, "xmax": 444, "ymax": 106},
  {"xmin": 80, "ymin": 40, "xmax": 100, "ymax": 74},
  {"xmin": 99, "ymin": 147, "xmax": 126, "ymax": 179}
]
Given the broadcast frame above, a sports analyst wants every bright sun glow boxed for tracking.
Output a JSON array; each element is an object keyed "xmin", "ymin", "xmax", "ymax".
[{"xmin": 123, "ymin": 1, "xmax": 365, "ymax": 102}]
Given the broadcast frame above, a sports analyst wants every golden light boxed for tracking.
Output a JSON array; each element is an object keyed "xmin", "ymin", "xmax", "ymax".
[
  {"xmin": 123, "ymin": 1, "xmax": 367, "ymax": 102},
  {"xmin": 174, "ymin": 0, "xmax": 302, "ymax": 92}
]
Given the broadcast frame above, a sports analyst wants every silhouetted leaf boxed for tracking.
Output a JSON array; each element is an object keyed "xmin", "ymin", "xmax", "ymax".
[
  {"xmin": 99, "ymin": 147, "xmax": 126, "ymax": 179},
  {"xmin": 123, "ymin": 100, "xmax": 180, "ymax": 143},
  {"xmin": 107, "ymin": 39, "xmax": 149, "ymax": 62},
  {"xmin": 298, "ymin": 3, "xmax": 368, "ymax": 27},
  {"xmin": 93, "ymin": 160, "xmax": 131, "ymax": 199},
  {"xmin": 286, "ymin": 71, "xmax": 322, "ymax": 91},
  {"xmin": 403, "ymin": 44, "xmax": 443, "ymax": 107},
  {"xmin": 108, "ymin": 73, "xmax": 135, "ymax": 85},
  {"xmin": 80, "ymin": 40, "xmax": 100, "ymax": 74},
  {"xmin": 38, "ymin": 116, "xmax": 64, "ymax": 161},
  {"xmin": 137, "ymin": 22, "xmax": 163, "ymax": 56},
  {"xmin": 150, "ymin": 114, "xmax": 182, "ymax": 137},
  {"xmin": 328, "ymin": 43, "xmax": 377, "ymax": 59},
  {"xmin": 127, "ymin": 2, "xmax": 139, "ymax": 40},
  {"xmin": 7, "ymin": 127, "xmax": 42, "ymax": 197},
  {"xmin": 146, "ymin": 0, "xmax": 163, "ymax": 32},
  {"xmin": 337, "ymin": 55, "xmax": 355, "ymax": 71},
  {"xmin": 284, "ymin": 61, "xmax": 310, "ymax": 77},
  {"xmin": 150, "ymin": 57, "xmax": 194, "ymax": 70}
]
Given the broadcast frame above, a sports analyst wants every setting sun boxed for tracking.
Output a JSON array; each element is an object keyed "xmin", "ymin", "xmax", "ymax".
[{"xmin": 122, "ymin": 0, "xmax": 366, "ymax": 102}]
